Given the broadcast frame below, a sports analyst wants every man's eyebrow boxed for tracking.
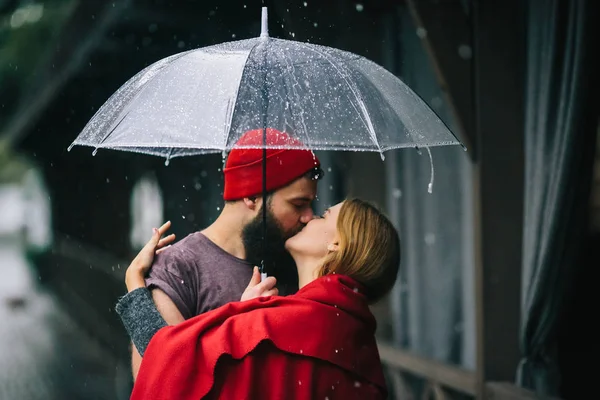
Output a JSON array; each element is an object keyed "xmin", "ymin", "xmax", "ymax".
[{"xmin": 291, "ymin": 197, "xmax": 314, "ymax": 203}]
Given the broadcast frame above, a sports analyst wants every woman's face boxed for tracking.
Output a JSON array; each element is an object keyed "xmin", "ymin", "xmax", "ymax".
[{"xmin": 285, "ymin": 202, "xmax": 343, "ymax": 259}]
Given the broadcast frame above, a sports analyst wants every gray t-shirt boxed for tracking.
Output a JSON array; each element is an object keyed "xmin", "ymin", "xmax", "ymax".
[{"xmin": 145, "ymin": 232, "xmax": 253, "ymax": 320}]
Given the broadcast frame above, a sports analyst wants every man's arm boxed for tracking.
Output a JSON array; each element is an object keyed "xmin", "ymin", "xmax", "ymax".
[{"xmin": 131, "ymin": 288, "xmax": 186, "ymax": 381}]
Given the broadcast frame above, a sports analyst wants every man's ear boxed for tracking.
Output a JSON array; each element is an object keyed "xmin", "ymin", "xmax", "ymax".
[{"xmin": 243, "ymin": 196, "xmax": 258, "ymax": 210}]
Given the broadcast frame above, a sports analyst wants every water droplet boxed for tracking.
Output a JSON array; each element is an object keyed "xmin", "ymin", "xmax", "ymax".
[
  {"xmin": 335, "ymin": 349, "xmax": 338, "ymax": 353},
  {"xmin": 216, "ymin": 207, "xmax": 221, "ymax": 211},
  {"xmin": 67, "ymin": 143, "xmax": 74, "ymax": 152},
  {"xmin": 182, "ymin": 215, "xmax": 186, "ymax": 219},
  {"xmin": 92, "ymin": 149, "xmax": 98, "ymax": 156},
  {"xmin": 458, "ymin": 44, "xmax": 472, "ymax": 59},
  {"xmin": 313, "ymin": 22, "xmax": 318, "ymax": 27},
  {"xmin": 181, "ymin": 280, "xmax": 184, "ymax": 284},
  {"xmin": 299, "ymin": 349, "xmax": 303, "ymax": 354},
  {"xmin": 327, "ymin": 167, "xmax": 332, "ymax": 172},
  {"xmin": 298, "ymin": 380, "xmax": 302, "ymax": 385},
  {"xmin": 106, "ymin": 178, "xmax": 110, "ymax": 183},
  {"xmin": 355, "ymin": 4, "xmax": 364, "ymax": 12},
  {"xmin": 231, "ymin": 33, "xmax": 236, "ymax": 38},
  {"xmin": 416, "ymin": 27, "xmax": 427, "ymax": 38},
  {"xmin": 353, "ymin": 287, "xmax": 359, "ymax": 293},
  {"xmin": 164, "ymin": 159, "xmax": 170, "ymax": 166},
  {"xmin": 424, "ymin": 233, "xmax": 436, "ymax": 245},
  {"xmin": 354, "ymin": 381, "xmax": 361, "ymax": 388},
  {"xmin": 392, "ymin": 188, "xmax": 402, "ymax": 199}
]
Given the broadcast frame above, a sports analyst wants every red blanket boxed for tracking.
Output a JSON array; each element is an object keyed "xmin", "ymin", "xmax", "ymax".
[{"xmin": 132, "ymin": 274, "xmax": 387, "ymax": 399}]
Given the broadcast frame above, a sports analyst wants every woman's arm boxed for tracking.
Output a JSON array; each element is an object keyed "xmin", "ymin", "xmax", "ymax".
[
  {"xmin": 116, "ymin": 221, "xmax": 175, "ymax": 356},
  {"xmin": 116, "ymin": 287, "xmax": 167, "ymax": 356}
]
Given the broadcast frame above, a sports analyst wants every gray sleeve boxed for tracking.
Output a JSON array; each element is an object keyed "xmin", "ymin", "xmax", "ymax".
[{"xmin": 115, "ymin": 288, "xmax": 168, "ymax": 356}]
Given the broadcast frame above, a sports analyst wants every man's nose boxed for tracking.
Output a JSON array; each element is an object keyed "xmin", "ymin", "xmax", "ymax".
[{"xmin": 299, "ymin": 209, "xmax": 315, "ymax": 224}]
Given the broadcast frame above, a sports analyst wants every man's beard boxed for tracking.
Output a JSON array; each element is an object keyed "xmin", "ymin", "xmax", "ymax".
[{"xmin": 241, "ymin": 205, "xmax": 301, "ymax": 295}]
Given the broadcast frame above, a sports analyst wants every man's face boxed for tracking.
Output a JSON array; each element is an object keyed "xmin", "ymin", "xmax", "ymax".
[
  {"xmin": 268, "ymin": 176, "xmax": 318, "ymax": 238},
  {"xmin": 240, "ymin": 176, "xmax": 318, "ymax": 294}
]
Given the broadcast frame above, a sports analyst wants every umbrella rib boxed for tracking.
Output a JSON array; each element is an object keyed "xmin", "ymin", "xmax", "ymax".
[{"xmin": 296, "ymin": 42, "xmax": 383, "ymax": 153}]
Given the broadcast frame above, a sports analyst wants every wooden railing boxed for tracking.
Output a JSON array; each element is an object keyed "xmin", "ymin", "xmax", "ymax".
[{"xmin": 377, "ymin": 341, "xmax": 547, "ymax": 400}]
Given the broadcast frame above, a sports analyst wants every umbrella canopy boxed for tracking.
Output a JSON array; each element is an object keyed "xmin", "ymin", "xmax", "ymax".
[{"xmin": 69, "ymin": 8, "xmax": 463, "ymax": 163}]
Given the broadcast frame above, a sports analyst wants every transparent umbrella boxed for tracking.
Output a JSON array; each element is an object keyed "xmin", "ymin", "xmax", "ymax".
[
  {"xmin": 69, "ymin": 8, "xmax": 463, "ymax": 162},
  {"xmin": 69, "ymin": 7, "xmax": 465, "ymax": 279}
]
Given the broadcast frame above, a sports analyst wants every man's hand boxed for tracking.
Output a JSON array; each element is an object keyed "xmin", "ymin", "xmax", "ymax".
[{"xmin": 241, "ymin": 267, "xmax": 278, "ymax": 301}]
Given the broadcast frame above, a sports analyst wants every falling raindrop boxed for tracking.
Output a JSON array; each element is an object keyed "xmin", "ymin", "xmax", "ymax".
[
  {"xmin": 182, "ymin": 215, "xmax": 186, "ymax": 219},
  {"xmin": 392, "ymin": 188, "xmax": 402, "ymax": 199},
  {"xmin": 313, "ymin": 22, "xmax": 318, "ymax": 27},
  {"xmin": 416, "ymin": 27, "xmax": 427, "ymax": 38},
  {"xmin": 216, "ymin": 207, "xmax": 221, "ymax": 211},
  {"xmin": 92, "ymin": 149, "xmax": 98, "ymax": 156},
  {"xmin": 231, "ymin": 33, "xmax": 236, "ymax": 38},
  {"xmin": 425, "ymin": 146, "xmax": 434, "ymax": 193},
  {"xmin": 458, "ymin": 44, "xmax": 472, "ymax": 59},
  {"xmin": 303, "ymin": 1, "xmax": 308, "ymax": 6},
  {"xmin": 355, "ymin": 3, "xmax": 364, "ymax": 12},
  {"xmin": 67, "ymin": 143, "xmax": 74, "ymax": 152},
  {"xmin": 354, "ymin": 381, "xmax": 361, "ymax": 388},
  {"xmin": 424, "ymin": 233, "xmax": 436, "ymax": 245},
  {"xmin": 106, "ymin": 178, "xmax": 110, "ymax": 183}
]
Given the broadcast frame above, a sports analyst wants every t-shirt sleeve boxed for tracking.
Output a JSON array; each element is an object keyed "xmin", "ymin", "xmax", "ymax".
[{"xmin": 145, "ymin": 249, "xmax": 197, "ymax": 320}]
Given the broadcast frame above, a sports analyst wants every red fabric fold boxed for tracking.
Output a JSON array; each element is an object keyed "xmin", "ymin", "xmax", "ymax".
[{"xmin": 132, "ymin": 275, "xmax": 387, "ymax": 399}]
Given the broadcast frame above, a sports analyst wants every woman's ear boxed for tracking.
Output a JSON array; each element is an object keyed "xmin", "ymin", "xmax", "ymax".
[{"xmin": 327, "ymin": 242, "xmax": 339, "ymax": 252}]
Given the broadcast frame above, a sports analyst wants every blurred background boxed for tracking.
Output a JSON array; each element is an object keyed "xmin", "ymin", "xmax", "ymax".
[{"xmin": 0, "ymin": 0, "xmax": 598, "ymax": 399}]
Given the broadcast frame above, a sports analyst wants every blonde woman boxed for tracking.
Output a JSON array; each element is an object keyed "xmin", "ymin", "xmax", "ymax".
[{"xmin": 117, "ymin": 199, "xmax": 400, "ymax": 399}]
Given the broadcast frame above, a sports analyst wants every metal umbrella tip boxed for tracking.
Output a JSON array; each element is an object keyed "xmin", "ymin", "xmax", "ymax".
[{"xmin": 260, "ymin": 7, "xmax": 269, "ymax": 38}]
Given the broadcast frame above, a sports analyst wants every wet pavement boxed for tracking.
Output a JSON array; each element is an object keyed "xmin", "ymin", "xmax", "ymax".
[{"xmin": 0, "ymin": 236, "xmax": 129, "ymax": 400}]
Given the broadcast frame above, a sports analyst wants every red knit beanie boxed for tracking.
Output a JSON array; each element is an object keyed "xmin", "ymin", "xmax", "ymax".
[{"xmin": 223, "ymin": 128, "xmax": 320, "ymax": 201}]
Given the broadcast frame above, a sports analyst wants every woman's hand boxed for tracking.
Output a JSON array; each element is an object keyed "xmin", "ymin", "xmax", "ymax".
[
  {"xmin": 125, "ymin": 221, "xmax": 175, "ymax": 292},
  {"xmin": 240, "ymin": 267, "xmax": 279, "ymax": 301}
]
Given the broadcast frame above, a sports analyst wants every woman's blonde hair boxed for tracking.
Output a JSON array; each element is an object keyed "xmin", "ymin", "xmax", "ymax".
[{"xmin": 319, "ymin": 198, "xmax": 401, "ymax": 303}]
